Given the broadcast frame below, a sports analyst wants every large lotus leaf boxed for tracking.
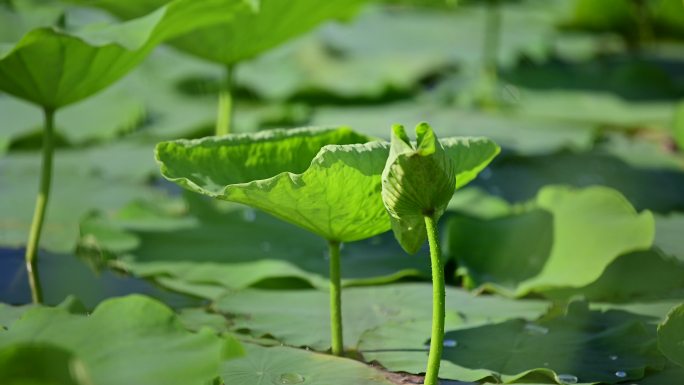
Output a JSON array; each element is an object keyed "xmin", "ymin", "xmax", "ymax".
[
  {"xmin": 0, "ymin": 0, "xmax": 252, "ymax": 108},
  {"xmin": 0, "ymin": 295, "xmax": 237, "ymax": 385},
  {"xmin": 360, "ymin": 302, "xmax": 667, "ymax": 384},
  {"xmin": 221, "ymin": 344, "xmax": 394, "ymax": 385},
  {"xmin": 157, "ymin": 127, "xmax": 500, "ymax": 242},
  {"xmin": 156, "ymin": 127, "xmax": 388, "ymax": 242},
  {"xmin": 447, "ymin": 186, "xmax": 655, "ymax": 296},
  {"xmin": 213, "ymin": 283, "xmax": 549, "ymax": 351},
  {"xmin": 86, "ymin": 194, "xmax": 431, "ymax": 291},
  {"xmin": 0, "ymin": 148, "xmax": 166, "ymax": 252},
  {"xmin": 312, "ymin": 103, "xmax": 596, "ymax": 156},
  {"xmin": 0, "ymin": 343, "xmax": 92, "ymax": 385},
  {"xmin": 658, "ymin": 303, "xmax": 684, "ymax": 367},
  {"xmin": 74, "ymin": 0, "xmax": 365, "ymax": 65}
]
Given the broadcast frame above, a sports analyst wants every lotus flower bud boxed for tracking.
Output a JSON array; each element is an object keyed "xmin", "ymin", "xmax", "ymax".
[{"xmin": 381, "ymin": 123, "xmax": 456, "ymax": 254}]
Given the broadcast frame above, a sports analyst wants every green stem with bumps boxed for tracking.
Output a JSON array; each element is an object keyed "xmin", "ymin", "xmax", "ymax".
[
  {"xmin": 328, "ymin": 240, "xmax": 344, "ymax": 356},
  {"xmin": 25, "ymin": 108, "xmax": 55, "ymax": 304},
  {"xmin": 216, "ymin": 64, "xmax": 234, "ymax": 136},
  {"xmin": 423, "ymin": 214, "xmax": 445, "ymax": 385}
]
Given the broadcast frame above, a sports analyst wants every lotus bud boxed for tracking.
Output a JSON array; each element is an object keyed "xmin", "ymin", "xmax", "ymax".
[{"xmin": 381, "ymin": 123, "xmax": 456, "ymax": 254}]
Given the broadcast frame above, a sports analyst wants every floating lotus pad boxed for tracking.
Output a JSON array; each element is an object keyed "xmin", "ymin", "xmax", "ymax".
[
  {"xmin": 0, "ymin": 295, "xmax": 241, "ymax": 385},
  {"xmin": 447, "ymin": 186, "xmax": 655, "ymax": 296},
  {"xmin": 213, "ymin": 283, "xmax": 550, "ymax": 351},
  {"xmin": 360, "ymin": 302, "xmax": 667, "ymax": 384},
  {"xmin": 221, "ymin": 343, "xmax": 394, "ymax": 385}
]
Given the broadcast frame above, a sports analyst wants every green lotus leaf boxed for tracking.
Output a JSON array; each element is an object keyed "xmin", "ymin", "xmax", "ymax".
[
  {"xmin": 213, "ymin": 283, "xmax": 549, "ymax": 351},
  {"xmin": 157, "ymin": 127, "xmax": 499, "ymax": 243},
  {"xmin": 221, "ymin": 344, "xmax": 394, "ymax": 385},
  {"xmin": 0, "ymin": 295, "xmax": 239, "ymax": 385},
  {"xmin": 156, "ymin": 127, "xmax": 389, "ymax": 242},
  {"xmin": 658, "ymin": 303, "xmax": 684, "ymax": 367},
  {"xmin": 0, "ymin": 0, "xmax": 252, "ymax": 108},
  {"xmin": 0, "ymin": 343, "xmax": 92, "ymax": 385},
  {"xmin": 447, "ymin": 186, "xmax": 655, "ymax": 297},
  {"xmin": 382, "ymin": 123, "xmax": 456, "ymax": 254},
  {"xmin": 72, "ymin": 0, "xmax": 365, "ymax": 65},
  {"xmin": 361, "ymin": 301, "xmax": 667, "ymax": 384}
]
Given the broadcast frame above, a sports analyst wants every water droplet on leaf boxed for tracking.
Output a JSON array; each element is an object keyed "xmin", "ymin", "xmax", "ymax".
[
  {"xmin": 615, "ymin": 371, "xmax": 627, "ymax": 378},
  {"xmin": 274, "ymin": 373, "xmax": 305, "ymax": 384},
  {"xmin": 443, "ymin": 339, "xmax": 458, "ymax": 347},
  {"xmin": 609, "ymin": 354, "xmax": 618, "ymax": 361},
  {"xmin": 557, "ymin": 374, "xmax": 578, "ymax": 384}
]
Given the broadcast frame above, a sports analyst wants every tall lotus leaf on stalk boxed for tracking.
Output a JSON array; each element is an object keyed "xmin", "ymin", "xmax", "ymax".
[
  {"xmin": 0, "ymin": 0, "xmax": 251, "ymax": 303},
  {"xmin": 156, "ymin": 126, "xmax": 500, "ymax": 356},
  {"xmin": 73, "ymin": 0, "xmax": 368, "ymax": 135},
  {"xmin": 156, "ymin": 127, "xmax": 387, "ymax": 356},
  {"xmin": 381, "ymin": 123, "xmax": 479, "ymax": 385}
]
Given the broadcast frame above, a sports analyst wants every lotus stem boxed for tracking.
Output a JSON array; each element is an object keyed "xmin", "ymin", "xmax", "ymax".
[
  {"xmin": 24, "ymin": 108, "xmax": 55, "ymax": 304},
  {"xmin": 483, "ymin": 0, "xmax": 501, "ymax": 85},
  {"xmin": 423, "ymin": 213, "xmax": 445, "ymax": 385},
  {"xmin": 328, "ymin": 240, "xmax": 344, "ymax": 356},
  {"xmin": 216, "ymin": 64, "xmax": 234, "ymax": 136}
]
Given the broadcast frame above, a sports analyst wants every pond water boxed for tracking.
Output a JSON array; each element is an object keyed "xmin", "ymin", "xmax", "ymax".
[{"xmin": 0, "ymin": 248, "xmax": 201, "ymax": 308}]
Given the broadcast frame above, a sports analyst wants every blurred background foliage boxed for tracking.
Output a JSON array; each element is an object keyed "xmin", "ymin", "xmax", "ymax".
[{"xmin": 1, "ymin": 0, "xmax": 684, "ymax": 382}]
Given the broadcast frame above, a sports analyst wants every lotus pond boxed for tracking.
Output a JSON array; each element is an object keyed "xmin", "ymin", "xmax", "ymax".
[{"xmin": 2, "ymin": 0, "xmax": 684, "ymax": 384}]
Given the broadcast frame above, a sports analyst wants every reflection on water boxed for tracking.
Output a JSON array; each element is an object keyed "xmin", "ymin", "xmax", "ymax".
[{"xmin": 0, "ymin": 248, "xmax": 202, "ymax": 308}]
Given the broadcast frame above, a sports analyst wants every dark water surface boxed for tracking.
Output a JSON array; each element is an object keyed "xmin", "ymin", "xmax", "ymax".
[{"xmin": 0, "ymin": 247, "xmax": 201, "ymax": 308}]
